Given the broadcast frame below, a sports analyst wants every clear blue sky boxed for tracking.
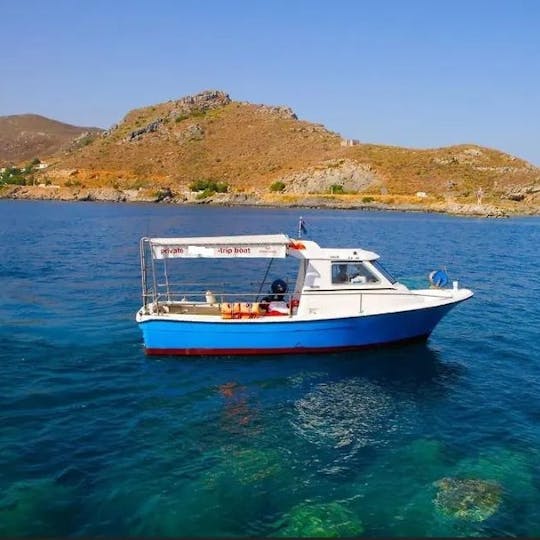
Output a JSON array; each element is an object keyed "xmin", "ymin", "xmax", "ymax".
[{"xmin": 1, "ymin": 0, "xmax": 539, "ymax": 164}]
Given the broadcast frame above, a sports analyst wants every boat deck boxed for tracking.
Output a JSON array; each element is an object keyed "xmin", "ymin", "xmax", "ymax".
[{"xmin": 148, "ymin": 301, "xmax": 292, "ymax": 318}]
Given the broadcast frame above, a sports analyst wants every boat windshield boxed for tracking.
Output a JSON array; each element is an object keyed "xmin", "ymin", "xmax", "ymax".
[
  {"xmin": 371, "ymin": 260, "xmax": 397, "ymax": 284},
  {"xmin": 331, "ymin": 262, "xmax": 379, "ymax": 285}
]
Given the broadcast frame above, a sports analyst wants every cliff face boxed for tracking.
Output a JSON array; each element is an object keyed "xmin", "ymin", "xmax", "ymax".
[
  {"xmin": 0, "ymin": 114, "xmax": 102, "ymax": 166},
  {"xmin": 2, "ymin": 90, "xmax": 539, "ymax": 214}
]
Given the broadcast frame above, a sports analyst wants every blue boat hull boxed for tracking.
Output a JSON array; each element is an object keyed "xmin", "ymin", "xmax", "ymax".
[{"xmin": 139, "ymin": 302, "xmax": 458, "ymax": 356}]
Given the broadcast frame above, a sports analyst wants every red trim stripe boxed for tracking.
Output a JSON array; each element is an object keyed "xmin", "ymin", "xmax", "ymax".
[{"xmin": 145, "ymin": 334, "xmax": 429, "ymax": 356}]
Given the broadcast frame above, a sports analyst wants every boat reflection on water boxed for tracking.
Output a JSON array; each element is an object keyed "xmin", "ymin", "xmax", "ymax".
[
  {"xmin": 230, "ymin": 342, "xmax": 466, "ymax": 395},
  {"xmin": 159, "ymin": 343, "xmax": 466, "ymax": 473},
  {"xmin": 324, "ymin": 342, "xmax": 468, "ymax": 392},
  {"xmin": 217, "ymin": 381, "xmax": 262, "ymax": 438}
]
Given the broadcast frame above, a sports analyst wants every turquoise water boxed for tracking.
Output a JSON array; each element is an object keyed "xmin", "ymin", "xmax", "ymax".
[{"xmin": 1, "ymin": 200, "xmax": 540, "ymax": 537}]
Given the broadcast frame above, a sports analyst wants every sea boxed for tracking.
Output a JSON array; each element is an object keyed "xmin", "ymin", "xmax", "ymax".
[{"xmin": 1, "ymin": 200, "xmax": 539, "ymax": 537}]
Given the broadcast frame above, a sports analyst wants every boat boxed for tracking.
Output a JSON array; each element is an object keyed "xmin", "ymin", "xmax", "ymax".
[{"xmin": 136, "ymin": 233, "xmax": 473, "ymax": 356}]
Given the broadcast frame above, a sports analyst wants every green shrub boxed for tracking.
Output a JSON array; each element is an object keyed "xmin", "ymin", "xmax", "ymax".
[
  {"xmin": 329, "ymin": 184, "xmax": 345, "ymax": 194},
  {"xmin": 362, "ymin": 196, "xmax": 375, "ymax": 203},
  {"xmin": 65, "ymin": 179, "xmax": 81, "ymax": 188},
  {"xmin": 195, "ymin": 188, "xmax": 215, "ymax": 199},
  {"xmin": 190, "ymin": 108, "xmax": 207, "ymax": 118},
  {"xmin": 270, "ymin": 181, "xmax": 286, "ymax": 192},
  {"xmin": 2, "ymin": 167, "xmax": 21, "ymax": 177},
  {"xmin": 77, "ymin": 134, "xmax": 94, "ymax": 147},
  {"xmin": 214, "ymin": 181, "xmax": 228, "ymax": 193},
  {"xmin": 189, "ymin": 179, "xmax": 208, "ymax": 191},
  {"xmin": 5, "ymin": 175, "xmax": 27, "ymax": 185},
  {"xmin": 1, "ymin": 167, "xmax": 27, "ymax": 185},
  {"xmin": 189, "ymin": 179, "xmax": 228, "ymax": 193}
]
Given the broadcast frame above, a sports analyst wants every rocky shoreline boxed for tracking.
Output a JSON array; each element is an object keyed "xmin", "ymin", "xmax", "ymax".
[{"xmin": 2, "ymin": 184, "xmax": 538, "ymax": 218}]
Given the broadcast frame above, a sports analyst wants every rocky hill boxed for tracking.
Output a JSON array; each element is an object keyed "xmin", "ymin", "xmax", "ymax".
[
  {"xmin": 2, "ymin": 91, "xmax": 539, "ymax": 215},
  {"xmin": 0, "ymin": 114, "xmax": 102, "ymax": 166}
]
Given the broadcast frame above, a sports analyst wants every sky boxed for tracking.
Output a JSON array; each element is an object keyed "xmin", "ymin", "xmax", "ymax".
[{"xmin": 1, "ymin": 0, "xmax": 539, "ymax": 164}]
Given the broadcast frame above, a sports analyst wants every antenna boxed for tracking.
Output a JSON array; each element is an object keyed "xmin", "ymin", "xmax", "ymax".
[{"xmin": 297, "ymin": 216, "xmax": 307, "ymax": 238}]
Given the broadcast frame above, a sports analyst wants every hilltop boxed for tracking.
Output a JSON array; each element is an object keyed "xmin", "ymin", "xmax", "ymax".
[
  {"xmin": 1, "ymin": 91, "xmax": 539, "ymax": 216},
  {"xmin": 0, "ymin": 114, "xmax": 102, "ymax": 166}
]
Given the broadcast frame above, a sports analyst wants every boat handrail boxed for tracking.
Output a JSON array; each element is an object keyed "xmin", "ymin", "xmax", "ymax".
[
  {"xmin": 142, "ymin": 288, "xmax": 456, "ymax": 306},
  {"xmin": 144, "ymin": 291, "xmax": 297, "ymax": 301},
  {"xmin": 299, "ymin": 289, "xmax": 456, "ymax": 299},
  {"xmin": 156, "ymin": 280, "xmax": 290, "ymax": 288}
]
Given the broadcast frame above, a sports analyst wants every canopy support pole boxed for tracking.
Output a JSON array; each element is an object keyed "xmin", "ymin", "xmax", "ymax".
[
  {"xmin": 255, "ymin": 258, "xmax": 274, "ymax": 301},
  {"xmin": 163, "ymin": 258, "xmax": 171, "ymax": 302}
]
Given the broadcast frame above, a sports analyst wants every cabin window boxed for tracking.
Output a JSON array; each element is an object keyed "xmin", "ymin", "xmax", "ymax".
[
  {"xmin": 304, "ymin": 262, "xmax": 321, "ymax": 288},
  {"xmin": 371, "ymin": 260, "xmax": 397, "ymax": 284},
  {"xmin": 331, "ymin": 262, "xmax": 379, "ymax": 285}
]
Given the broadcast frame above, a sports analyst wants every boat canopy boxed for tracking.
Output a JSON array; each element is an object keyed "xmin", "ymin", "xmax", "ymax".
[{"xmin": 148, "ymin": 234, "xmax": 292, "ymax": 259}]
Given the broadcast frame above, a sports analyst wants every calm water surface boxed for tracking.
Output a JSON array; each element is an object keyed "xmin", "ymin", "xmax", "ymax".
[{"xmin": 1, "ymin": 200, "xmax": 539, "ymax": 537}]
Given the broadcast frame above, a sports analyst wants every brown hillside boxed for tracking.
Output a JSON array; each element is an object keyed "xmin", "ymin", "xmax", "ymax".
[
  {"xmin": 41, "ymin": 90, "xmax": 539, "ymax": 207},
  {"xmin": 0, "ymin": 114, "xmax": 102, "ymax": 166},
  {"xmin": 342, "ymin": 143, "xmax": 538, "ymax": 195},
  {"xmin": 51, "ymin": 90, "xmax": 342, "ymax": 190}
]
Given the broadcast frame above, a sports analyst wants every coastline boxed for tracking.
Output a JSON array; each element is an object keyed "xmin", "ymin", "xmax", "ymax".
[{"xmin": 2, "ymin": 184, "xmax": 538, "ymax": 218}]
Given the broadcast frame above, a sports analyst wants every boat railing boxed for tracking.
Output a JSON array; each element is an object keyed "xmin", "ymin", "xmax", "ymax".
[
  {"xmin": 142, "ymin": 286, "xmax": 299, "ymax": 317},
  {"xmin": 143, "ymin": 286, "xmax": 455, "ymax": 304},
  {"xmin": 142, "ymin": 284, "xmax": 457, "ymax": 318}
]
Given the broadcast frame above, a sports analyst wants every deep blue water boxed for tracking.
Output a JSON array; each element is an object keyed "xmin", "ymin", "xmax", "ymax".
[{"xmin": 1, "ymin": 200, "xmax": 540, "ymax": 537}]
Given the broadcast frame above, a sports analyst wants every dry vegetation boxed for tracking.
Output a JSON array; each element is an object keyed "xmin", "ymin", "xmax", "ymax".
[
  {"xmin": 0, "ymin": 114, "xmax": 102, "ymax": 165},
  {"xmin": 2, "ymin": 91, "xmax": 539, "ymax": 212},
  {"xmin": 53, "ymin": 101, "xmax": 342, "ymax": 191},
  {"xmin": 343, "ymin": 143, "xmax": 536, "ymax": 200}
]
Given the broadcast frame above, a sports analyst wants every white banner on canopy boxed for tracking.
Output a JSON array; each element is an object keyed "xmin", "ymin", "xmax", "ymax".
[{"xmin": 151, "ymin": 243, "xmax": 287, "ymax": 259}]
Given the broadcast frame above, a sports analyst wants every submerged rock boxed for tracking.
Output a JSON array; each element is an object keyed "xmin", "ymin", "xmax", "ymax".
[
  {"xmin": 228, "ymin": 447, "xmax": 282, "ymax": 484},
  {"xmin": 203, "ymin": 446, "xmax": 283, "ymax": 487},
  {"xmin": 344, "ymin": 439, "xmax": 450, "ymax": 535},
  {"xmin": 0, "ymin": 478, "xmax": 75, "ymax": 536},
  {"xmin": 276, "ymin": 501, "xmax": 363, "ymax": 537},
  {"xmin": 433, "ymin": 477, "xmax": 502, "ymax": 522}
]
